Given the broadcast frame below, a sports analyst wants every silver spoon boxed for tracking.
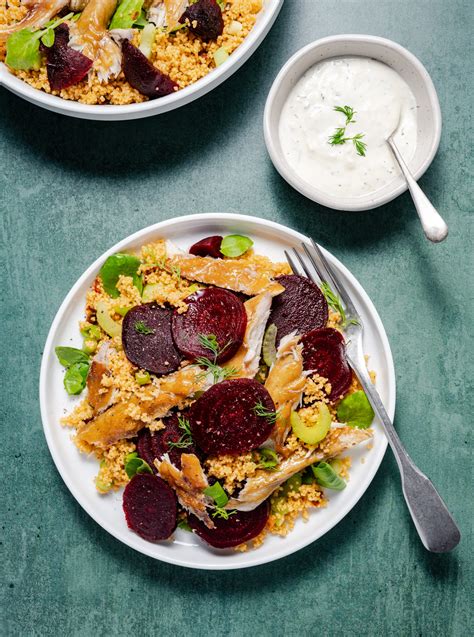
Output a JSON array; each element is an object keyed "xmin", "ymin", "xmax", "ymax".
[{"xmin": 387, "ymin": 135, "xmax": 448, "ymax": 243}]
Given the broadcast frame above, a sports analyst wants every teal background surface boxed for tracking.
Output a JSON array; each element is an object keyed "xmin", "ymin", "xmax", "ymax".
[{"xmin": 1, "ymin": 1, "xmax": 472, "ymax": 635}]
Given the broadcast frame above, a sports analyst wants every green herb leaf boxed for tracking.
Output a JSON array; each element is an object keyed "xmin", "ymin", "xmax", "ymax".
[
  {"xmin": 352, "ymin": 134, "xmax": 367, "ymax": 157},
  {"xmin": 167, "ymin": 416, "xmax": 193, "ymax": 450},
  {"xmin": 253, "ymin": 400, "xmax": 278, "ymax": 424},
  {"xmin": 134, "ymin": 9, "xmax": 148, "ymax": 28},
  {"xmin": 177, "ymin": 519, "xmax": 192, "ymax": 531},
  {"xmin": 195, "ymin": 357, "xmax": 239, "ymax": 384},
  {"xmin": 311, "ymin": 462, "xmax": 346, "ymax": 490},
  {"xmin": 40, "ymin": 28, "xmax": 55, "ymax": 48},
  {"xmin": 198, "ymin": 333, "xmax": 220, "ymax": 358},
  {"xmin": 255, "ymin": 447, "xmax": 279, "ymax": 470},
  {"xmin": 220, "ymin": 234, "xmax": 253, "ymax": 258},
  {"xmin": 5, "ymin": 29, "xmax": 42, "ymax": 71},
  {"xmin": 203, "ymin": 481, "xmax": 229, "ymax": 508},
  {"xmin": 336, "ymin": 390, "xmax": 374, "ymax": 428},
  {"xmin": 328, "ymin": 127, "xmax": 347, "ymax": 146},
  {"xmin": 134, "ymin": 320, "xmax": 155, "ymax": 335},
  {"xmin": 64, "ymin": 362, "xmax": 89, "ymax": 395},
  {"xmin": 334, "ymin": 105, "xmax": 356, "ymax": 125},
  {"xmin": 55, "ymin": 346, "xmax": 90, "ymax": 367},
  {"xmin": 320, "ymin": 282, "xmax": 359, "ymax": 330},
  {"xmin": 110, "ymin": 0, "xmax": 145, "ymax": 29},
  {"xmin": 124, "ymin": 451, "xmax": 153, "ymax": 478},
  {"xmin": 212, "ymin": 507, "xmax": 237, "ymax": 520},
  {"xmin": 99, "ymin": 253, "xmax": 142, "ymax": 298}
]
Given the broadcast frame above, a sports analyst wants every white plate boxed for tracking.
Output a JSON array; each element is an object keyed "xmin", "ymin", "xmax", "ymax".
[
  {"xmin": 0, "ymin": 0, "xmax": 283, "ymax": 121},
  {"xmin": 39, "ymin": 213, "xmax": 396, "ymax": 569}
]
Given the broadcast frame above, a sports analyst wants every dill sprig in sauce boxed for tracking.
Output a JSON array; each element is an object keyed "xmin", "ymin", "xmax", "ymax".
[{"xmin": 328, "ymin": 105, "xmax": 367, "ymax": 157}]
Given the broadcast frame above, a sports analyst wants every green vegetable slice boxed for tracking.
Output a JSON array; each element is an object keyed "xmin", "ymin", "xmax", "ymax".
[
  {"xmin": 311, "ymin": 462, "xmax": 346, "ymax": 490},
  {"xmin": 110, "ymin": 0, "xmax": 144, "ymax": 29},
  {"xmin": 336, "ymin": 390, "xmax": 374, "ymax": 429},
  {"xmin": 290, "ymin": 403, "xmax": 331, "ymax": 445},
  {"xmin": 213, "ymin": 46, "xmax": 229, "ymax": 66},
  {"xmin": 96, "ymin": 300, "xmax": 122, "ymax": 338},
  {"xmin": 139, "ymin": 22, "xmax": 156, "ymax": 58},
  {"xmin": 99, "ymin": 253, "xmax": 142, "ymax": 298},
  {"xmin": 135, "ymin": 370, "xmax": 151, "ymax": 385},
  {"xmin": 203, "ymin": 481, "xmax": 228, "ymax": 508},
  {"xmin": 64, "ymin": 362, "xmax": 89, "ymax": 395},
  {"xmin": 262, "ymin": 323, "xmax": 277, "ymax": 367},
  {"xmin": 80, "ymin": 324, "xmax": 101, "ymax": 340},
  {"xmin": 124, "ymin": 452, "xmax": 153, "ymax": 478},
  {"xmin": 255, "ymin": 447, "xmax": 279, "ymax": 470},
  {"xmin": 280, "ymin": 472, "xmax": 303, "ymax": 496},
  {"xmin": 220, "ymin": 234, "xmax": 253, "ymax": 258},
  {"xmin": 55, "ymin": 346, "xmax": 89, "ymax": 367}
]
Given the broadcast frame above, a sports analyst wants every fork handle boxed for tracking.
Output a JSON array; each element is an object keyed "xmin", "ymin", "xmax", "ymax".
[{"xmin": 348, "ymin": 357, "xmax": 461, "ymax": 553}]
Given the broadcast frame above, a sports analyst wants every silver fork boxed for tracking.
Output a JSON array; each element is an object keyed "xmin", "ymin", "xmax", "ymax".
[{"xmin": 286, "ymin": 240, "xmax": 461, "ymax": 553}]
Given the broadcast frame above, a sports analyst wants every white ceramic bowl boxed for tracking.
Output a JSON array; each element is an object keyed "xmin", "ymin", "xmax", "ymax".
[
  {"xmin": 39, "ymin": 213, "xmax": 396, "ymax": 570},
  {"xmin": 0, "ymin": 0, "xmax": 283, "ymax": 121},
  {"xmin": 264, "ymin": 34, "xmax": 442, "ymax": 211}
]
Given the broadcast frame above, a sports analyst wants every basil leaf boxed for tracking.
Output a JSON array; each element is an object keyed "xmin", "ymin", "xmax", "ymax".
[
  {"xmin": 64, "ymin": 362, "xmax": 89, "ymax": 395},
  {"xmin": 311, "ymin": 462, "xmax": 346, "ymax": 491},
  {"xmin": 110, "ymin": 0, "xmax": 145, "ymax": 29},
  {"xmin": 55, "ymin": 346, "xmax": 90, "ymax": 367},
  {"xmin": 99, "ymin": 253, "xmax": 142, "ymax": 298},
  {"xmin": 5, "ymin": 29, "xmax": 42, "ymax": 71},
  {"xmin": 220, "ymin": 234, "xmax": 253, "ymax": 258},
  {"xmin": 125, "ymin": 455, "xmax": 153, "ymax": 478},
  {"xmin": 203, "ymin": 481, "xmax": 228, "ymax": 508},
  {"xmin": 337, "ymin": 390, "xmax": 375, "ymax": 429},
  {"xmin": 133, "ymin": 9, "xmax": 148, "ymax": 27}
]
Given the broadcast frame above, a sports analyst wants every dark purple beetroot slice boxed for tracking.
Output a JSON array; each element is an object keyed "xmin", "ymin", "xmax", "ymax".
[
  {"xmin": 122, "ymin": 39, "xmax": 178, "ymax": 99},
  {"xmin": 42, "ymin": 23, "xmax": 93, "ymax": 90},
  {"xmin": 136, "ymin": 429, "xmax": 158, "ymax": 474},
  {"xmin": 189, "ymin": 501, "xmax": 269, "ymax": 549},
  {"xmin": 302, "ymin": 328, "xmax": 352, "ymax": 400},
  {"xmin": 172, "ymin": 287, "xmax": 247, "ymax": 364},
  {"xmin": 150, "ymin": 412, "xmax": 201, "ymax": 468},
  {"xmin": 122, "ymin": 303, "xmax": 181, "ymax": 375},
  {"xmin": 268, "ymin": 274, "xmax": 329, "ymax": 345},
  {"xmin": 179, "ymin": 0, "xmax": 224, "ymax": 42},
  {"xmin": 189, "ymin": 236, "xmax": 223, "ymax": 258},
  {"xmin": 123, "ymin": 473, "xmax": 177, "ymax": 542},
  {"xmin": 189, "ymin": 378, "xmax": 275, "ymax": 454}
]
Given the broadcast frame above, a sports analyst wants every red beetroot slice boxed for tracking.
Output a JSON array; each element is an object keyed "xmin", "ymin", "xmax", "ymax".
[
  {"xmin": 189, "ymin": 236, "xmax": 223, "ymax": 258},
  {"xmin": 179, "ymin": 0, "xmax": 224, "ymax": 42},
  {"xmin": 269, "ymin": 274, "xmax": 329, "ymax": 345},
  {"xmin": 123, "ymin": 473, "xmax": 177, "ymax": 542},
  {"xmin": 136, "ymin": 429, "xmax": 158, "ymax": 474},
  {"xmin": 150, "ymin": 412, "xmax": 201, "ymax": 468},
  {"xmin": 121, "ymin": 39, "xmax": 178, "ymax": 99},
  {"xmin": 189, "ymin": 501, "xmax": 269, "ymax": 549},
  {"xmin": 189, "ymin": 378, "xmax": 276, "ymax": 454},
  {"xmin": 42, "ymin": 23, "xmax": 93, "ymax": 91},
  {"xmin": 171, "ymin": 287, "xmax": 247, "ymax": 364},
  {"xmin": 122, "ymin": 303, "xmax": 181, "ymax": 375},
  {"xmin": 302, "ymin": 328, "xmax": 352, "ymax": 400}
]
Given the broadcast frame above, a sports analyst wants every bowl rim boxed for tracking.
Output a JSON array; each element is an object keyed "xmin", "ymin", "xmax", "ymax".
[
  {"xmin": 263, "ymin": 33, "xmax": 442, "ymax": 212},
  {"xmin": 0, "ymin": 0, "xmax": 284, "ymax": 121}
]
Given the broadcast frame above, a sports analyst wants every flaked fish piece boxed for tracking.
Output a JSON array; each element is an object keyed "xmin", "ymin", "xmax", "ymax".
[
  {"xmin": 77, "ymin": 365, "xmax": 210, "ymax": 447},
  {"xmin": 147, "ymin": 0, "xmax": 188, "ymax": 28},
  {"xmin": 223, "ymin": 292, "xmax": 273, "ymax": 378},
  {"xmin": 265, "ymin": 332, "xmax": 307, "ymax": 451},
  {"xmin": 227, "ymin": 426, "xmax": 373, "ymax": 511},
  {"xmin": 69, "ymin": 0, "xmax": 121, "ymax": 82},
  {"xmin": 0, "ymin": 0, "xmax": 69, "ymax": 40},
  {"xmin": 86, "ymin": 342, "xmax": 117, "ymax": 415},
  {"xmin": 167, "ymin": 254, "xmax": 285, "ymax": 297},
  {"xmin": 156, "ymin": 453, "xmax": 215, "ymax": 528}
]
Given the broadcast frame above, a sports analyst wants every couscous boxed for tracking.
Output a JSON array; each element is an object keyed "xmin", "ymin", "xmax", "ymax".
[
  {"xmin": 0, "ymin": 0, "xmax": 262, "ymax": 105},
  {"xmin": 57, "ymin": 232, "xmax": 375, "ymax": 550}
]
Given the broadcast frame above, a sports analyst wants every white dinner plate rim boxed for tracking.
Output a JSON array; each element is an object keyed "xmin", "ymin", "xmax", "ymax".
[{"xmin": 39, "ymin": 212, "xmax": 396, "ymax": 569}]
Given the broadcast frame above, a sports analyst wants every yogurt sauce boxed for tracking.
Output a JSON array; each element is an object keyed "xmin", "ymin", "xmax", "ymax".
[{"xmin": 279, "ymin": 57, "xmax": 418, "ymax": 199}]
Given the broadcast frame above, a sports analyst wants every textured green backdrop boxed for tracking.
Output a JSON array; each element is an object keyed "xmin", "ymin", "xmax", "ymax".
[{"xmin": 1, "ymin": 1, "xmax": 472, "ymax": 635}]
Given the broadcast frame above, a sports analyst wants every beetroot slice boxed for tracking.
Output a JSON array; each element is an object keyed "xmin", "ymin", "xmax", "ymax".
[
  {"xmin": 121, "ymin": 39, "xmax": 178, "ymax": 99},
  {"xmin": 171, "ymin": 287, "xmax": 247, "ymax": 364},
  {"xmin": 189, "ymin": 236, "xmax": 223, "ymax": 258},
  {"xmin": 189, "ymin": 501, "xmax": 269, "ymax": 549},
  {"xmin": 268, "ymin": 274, "xmax": 329, "ymax": 345},
  {"xmin": 189, "ymin": 378, "xmax": 276, "ymax": 454},
  {"xmin": 150, "ymin": 412, "xmax": 201, "ymax": 468},
  {"xmin": 123, "ymin": 474, "xmax": 177, "ymax": 542},
  {"xmin": 179, "ymin": 0, "xmax": 224, "ymax": 42},
  {"xmin": 136, "ymin": 429, "xmax": 158, "ymax": 474},
  {"xmin": 302, "ymin": 328, "xmax": 352, "ymax": 400},
  {"xmin": 42, "ymin": 23, "xmax": 93, "ymax": 91},
  {"xmin": 122, "ymin": 303, "xmax": 181, "ymax": 375}
]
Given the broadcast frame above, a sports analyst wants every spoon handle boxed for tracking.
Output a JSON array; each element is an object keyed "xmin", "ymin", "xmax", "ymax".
[{"xmin": 388, "ymin": 138, "xmax": 448, "ymax": 243}]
